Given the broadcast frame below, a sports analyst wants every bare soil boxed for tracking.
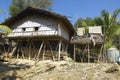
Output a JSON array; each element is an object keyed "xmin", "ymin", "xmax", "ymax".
[{"xmin": 0, "ymin": 58, "xmax": 120, "ymax": 80}]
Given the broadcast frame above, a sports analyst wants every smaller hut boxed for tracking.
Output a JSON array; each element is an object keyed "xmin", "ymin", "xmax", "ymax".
[{"xmin": 69, "ymin": 26, "xmax": 104, "ymax": 62}]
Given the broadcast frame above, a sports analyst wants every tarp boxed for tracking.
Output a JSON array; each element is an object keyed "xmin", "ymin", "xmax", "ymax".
[{"xmin": 107, "ymin": 48, "xmax": 120, "ymax": 62}]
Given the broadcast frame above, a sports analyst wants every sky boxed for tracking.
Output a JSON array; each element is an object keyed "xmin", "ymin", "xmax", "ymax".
[{"xmin": 0, "ymin": 0, "xmax": 120, "ymax": 24}]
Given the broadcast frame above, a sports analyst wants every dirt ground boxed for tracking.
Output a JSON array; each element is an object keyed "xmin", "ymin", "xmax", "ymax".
[{"xmin": 0, "ymin": 58, "xmax": 120, "ymax": 80}]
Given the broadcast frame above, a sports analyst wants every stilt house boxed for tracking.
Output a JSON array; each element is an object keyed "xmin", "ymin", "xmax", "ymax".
[
  {"xmin": 69, "ymin": 26, "xmax": 104, "ymax": 62},
  {"xmin": 2, "ymin": 7, "xmax": 74, "ymax": 61}
]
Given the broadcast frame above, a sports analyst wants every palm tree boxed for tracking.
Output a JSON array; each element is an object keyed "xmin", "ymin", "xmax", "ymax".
[
  {"xmin": 101, "ymin": 9, "xmax": 120, "ymax": 49},
  {"xmin": 0, "ymin": 25, "xmax": 12, "ymax": 35}
]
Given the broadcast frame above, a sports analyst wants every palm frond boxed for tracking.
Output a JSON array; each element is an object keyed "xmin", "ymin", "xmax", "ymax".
[
  {"xmin": 111, "ymin": 9, "xmax": 120, "ymax": 25},
  {"xmin": 0, "ymin": 25, "xmax": 12, "ymax": 35}
]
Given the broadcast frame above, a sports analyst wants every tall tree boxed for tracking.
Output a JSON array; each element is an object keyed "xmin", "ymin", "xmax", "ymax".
[
  {"xmin": 9, "ymin": 0, "xmax": 53, "ymax": 16},
  {"xmin": 74, "ymin": 18, "xmax": 85, "ymax": 28},
  {"xmin": 101, "ymin": 9, "xmax": 120, "ymax": 48},
  {"xmin": 85, "ymin": 17, "xmax": 94, "ymax": 26},
  {"xmin": 93, "ymin": 17, "xmax": 103, "ymax": 26},
  {"xmin": 74, "ymin": 17, "xmax": 94, "ymax": 34}
]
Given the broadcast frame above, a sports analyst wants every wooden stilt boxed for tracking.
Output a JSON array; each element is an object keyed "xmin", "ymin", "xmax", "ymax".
[
  {"xmin": 36, "ymin": 41, "xmax": 44, "ymax": 60},
  {"xmin": 48, "ymin": 41, "xmax": 55, "ymax": 61},
  {"xmin": 62, "ymin": 42, "xmax": 64, "ymax": 52},
  {"xmin": 74, "ymin": 41, "xmax": 76, "ymax": 61},
  {"xmin": 98, "ymin": 45, "xmax": 103, "ymax": 62},
  {"xmin": 88, "ymin": 44, "xmax": 90, "ymax": 63},
  {"xmin": 31, "ymin": 42, "xmax": 37, "ymax": 60},
  {"xmin": 21, "ymin": 47, "xmax": 25, "ymax": 59},
  {"xmin": 43, "ymin": 42, "xmax": 46, "ymax": 61},
  {"xmin": 28, "ymin": 41, "xmax": 31, "ymax": 60},
  {"xmin": 65, "ymin": 44, "xmax": 68, "ymax": 52},
  {"xmin": 3, "ymin": 44, "xmax": 6, "ymax": 54},
  {"xmin": 58, "ymin": 40, "xmax": 61, "ymax": 61},
  {"xmin": 16, "ymin": 41, "xmax": 20, "ymax": 59},
  {"xmin": 11, "ymin": 47, "xmax": 16, "ymax": 56}
]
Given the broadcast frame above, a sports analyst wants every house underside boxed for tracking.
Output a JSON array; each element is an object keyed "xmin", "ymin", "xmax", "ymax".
[{"xmin": 8, "ymin": 35, "xmax": 69, "ymax": 61}]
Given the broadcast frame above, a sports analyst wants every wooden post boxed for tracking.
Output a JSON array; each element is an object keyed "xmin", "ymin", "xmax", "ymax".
[
  {"xmin": 58, "ymin": 24, "xmax": 61, "ymax": 36},
  {"xmin": 16, "ymin": 41, "xmax": 19, "ymax": 59},
  {"xmin": 29, "ymin": 41, "xmax": 31, "ymax": 60},
  {"xmin": 74, "ymin": 41, "xmax": 76, "ymax": 61},
  {"xmin": 65, "ymin": 44, "xmax": 68, "ymax": 51},
  {"xmin": 21, "ymin": 47, "xmax": 25, "ymax": 59},
  {"xmin": 36, "ymin": 41, "xmax": 44, "ymax": 60},
  {"xmin": 98, "ymin": 45, "xmax": 103, "ymax": 62},
  {"xmin": 43, "ymin": 42, "xmax": 46, "ymax": 61},
  {"xmin": 58, "ymin": 40, "xmax": 61, "ymax": 61},
  {"xmin": 32, "ymin": 42, "xmax": 37, "ymax": 60},
  {"xmin": 48, "ymin": 41, "xmax": 55, "ymax": 61},
  {"xmin": 3, "ymin": 44, "xmax": 6, "ymax": 54},
  {"xmin": 88, "ymin": 44, "xmax": 90, "ymax": 63}
]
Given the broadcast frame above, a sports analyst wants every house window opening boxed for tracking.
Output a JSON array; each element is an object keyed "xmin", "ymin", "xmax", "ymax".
[
  {"xmin": 22, "ymin": 28, "xmax": 26, "ymax": 32},
  {"xmin": 34, "ymin": 27, "xmax": 39, "ymax": 31}
]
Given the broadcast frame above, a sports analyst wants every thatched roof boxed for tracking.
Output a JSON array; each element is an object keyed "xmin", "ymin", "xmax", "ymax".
[
  {"xmin": 71, "ymin": 34, "xmax": 104, "ymax": 45},
  {"xmin": 1, "ymin": 7, "xmax": 75, "ymax": 34}
]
